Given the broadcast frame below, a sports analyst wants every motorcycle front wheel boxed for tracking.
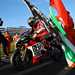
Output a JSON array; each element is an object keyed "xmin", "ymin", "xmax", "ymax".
[
  {"xmin": 10, "ymin": 48, "xmax": 32, "ymax": 69},
  {"xmin": 10, "ymin": 49, "xmax": 24, "ymax": 69}
]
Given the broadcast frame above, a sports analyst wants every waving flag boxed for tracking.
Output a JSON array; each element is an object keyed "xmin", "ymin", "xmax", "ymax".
[
  {"xmin": 50, "ymin": 0, "xmax": 54, "ymax": 7},
  {"xmin": 50, "ymin": 0, "xmax": 75, "ymax": 68},
  {"xmin": 50, "ymin": 0, "xmax": 75, "ymax": 45},
  {"xmin": 50, "ymin": 0, "xmax": 74, "ymax": 31}
]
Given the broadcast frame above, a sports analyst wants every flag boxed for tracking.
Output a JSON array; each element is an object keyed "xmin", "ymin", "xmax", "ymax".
[
  {"xmin": 50, "ymin": 0, "xmax": 75, "ymax": 68},
  {"xmin": 50, "ymin": 0, "xmax": 54, "ymax": 7}
]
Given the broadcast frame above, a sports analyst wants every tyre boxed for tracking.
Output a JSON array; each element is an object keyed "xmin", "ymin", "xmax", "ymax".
[
  {"xmin": 10, "ymin": 49, "xmax": 23, "ymax": 69},
  {"xmin": 24, "ymin": 49, "xmax": 32, "ymax": 65},
  {"xmin": 10, "ymin": 49, "xmax": 32, "ymax": 69},
  {"xmin": 49, "ymin": 45, "xmax": 63, "ymax": 61}
]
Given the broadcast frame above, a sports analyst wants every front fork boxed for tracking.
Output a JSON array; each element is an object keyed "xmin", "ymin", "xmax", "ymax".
[{"xmin": 20, "ymin": 46, "xmax": 27, "ymax": 61}]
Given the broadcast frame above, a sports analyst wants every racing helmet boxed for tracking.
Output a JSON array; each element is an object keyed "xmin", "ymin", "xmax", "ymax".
[{"xmin": 28, "ymin": 16, "xmax": 39, "ymax": 27}]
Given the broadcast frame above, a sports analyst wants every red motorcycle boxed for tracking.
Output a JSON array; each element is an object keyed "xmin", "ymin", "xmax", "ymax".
[{"xmin": 10, "ymin": 29, "xmax": 63, "ymax": 68}]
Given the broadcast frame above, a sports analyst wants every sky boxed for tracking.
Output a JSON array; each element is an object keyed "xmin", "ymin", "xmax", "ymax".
[{"xmin": 0, "ymin": 0, "xmax": 75, "ymax": 28}]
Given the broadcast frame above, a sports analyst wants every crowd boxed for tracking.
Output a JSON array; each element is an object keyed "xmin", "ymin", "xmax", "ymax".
[{"xmin": 0, "ymin": 31, "xmax": 20, "ymax": 60}]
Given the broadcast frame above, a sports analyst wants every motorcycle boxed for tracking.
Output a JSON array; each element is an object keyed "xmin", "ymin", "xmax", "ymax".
[{"xmin": 10, "ymin": 29, "xmax": 63, "ymax": 68}]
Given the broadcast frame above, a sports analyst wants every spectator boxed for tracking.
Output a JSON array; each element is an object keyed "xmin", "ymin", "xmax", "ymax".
[
  {"xmin": 13, "ymin": 32, "xmax": 20, "ymax": 48},
  {"xmin": 0, "ymin": 32, "xmax": 8, "ymax": 56},
  {"xmin": 4, "ymin": 31, "xmax": 11, "ymax": 56}
]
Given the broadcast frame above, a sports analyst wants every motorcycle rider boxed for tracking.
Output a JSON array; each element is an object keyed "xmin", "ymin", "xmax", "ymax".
[
  {"xmin": 28, "ymin": 16, "xmax": 49, "ymax": 40},
  {"xmin": 28, "ymin": 16, "xmax": 50, "ymax": 49}
]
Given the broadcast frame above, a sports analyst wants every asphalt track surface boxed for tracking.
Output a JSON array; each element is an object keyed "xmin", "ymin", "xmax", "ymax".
[{"xmin": 0, "ymin": 57, "xmax": 75, "ymax": 75}]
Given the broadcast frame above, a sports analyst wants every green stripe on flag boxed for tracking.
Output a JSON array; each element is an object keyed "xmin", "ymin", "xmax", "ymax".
[
  {"xmin": 49, "ymin": 6, "xmax": 66, "ymax": 36},
  {"xmin": 64, "ymin": 46, "xmax": 75, "ymax": 62}
]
